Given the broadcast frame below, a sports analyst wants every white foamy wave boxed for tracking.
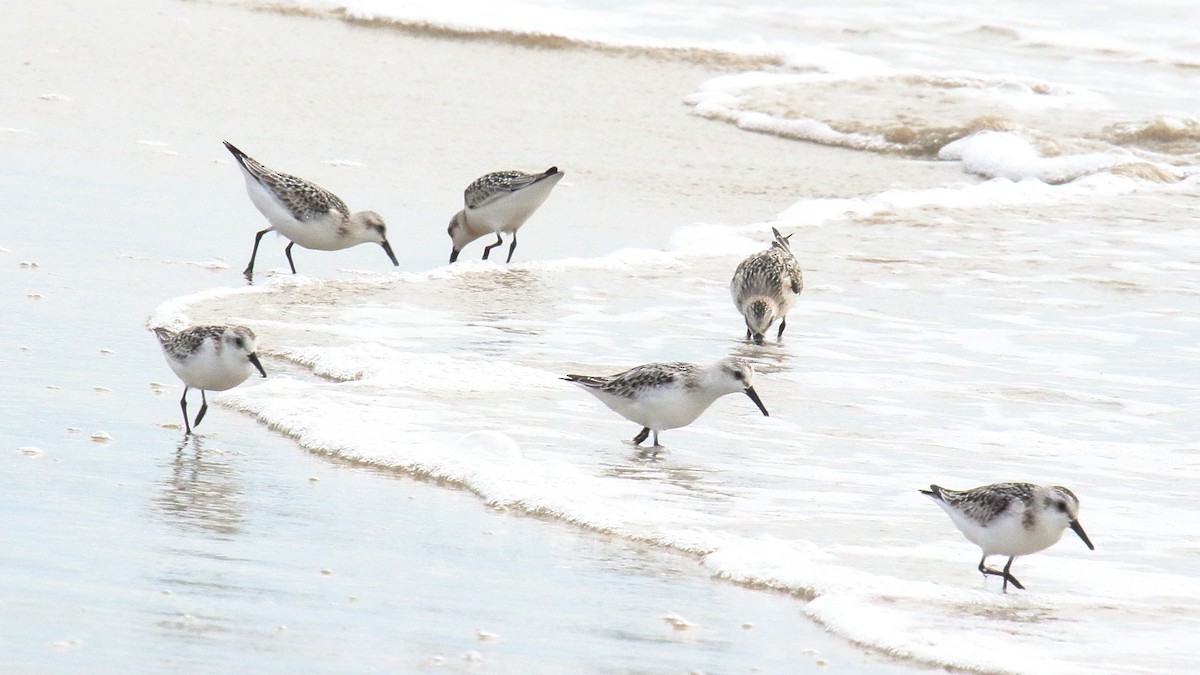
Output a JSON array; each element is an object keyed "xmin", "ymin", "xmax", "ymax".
[
  {"xmin": 771, "ymin": 170, "xmax": 1149, "ymax": 228},
  {"xmin": 939, "ymin": 131, "xmax": 1180, "ymax": 184},
  {"xmin": 144, "ymin": 282, "xmax": 273, "ymax": 331},
  {"xmin": 683, "ymin": 62, "xmax": 1200, "ymax": 183},
  {"xmin": 216, "ymin": 375, "xmax": 715, "ymax": 540},
  {"xmin": 343, "ymin": 0, "xmax": 647, "ymax": 42},
  {"xmin": 683, "ymin": 66, "xmax": 1132, "ymax": 163},
  {"xmin": 337, "ymin": 0, "xmax": 890, "ymax": 71},
  {"xmin": 687, "ymin": 101, "xmax": 903, "ymax": 155}
]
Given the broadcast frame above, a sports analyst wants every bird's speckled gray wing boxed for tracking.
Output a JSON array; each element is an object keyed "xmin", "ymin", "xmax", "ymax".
[
  {"xmin": 225, "ymin": 142, "xmax": 350, "ymax": 221},
  {"xmin": 155, "ymin": 324, "xmax": 257, "ymax": 361},
  {"xmin": 465, "ymin": 168, "xmax": 558, "ymax": 210},
  {"xmin": 565, "ymin": 362, "xmax": 698, "ymax": 400},
  {"xmin": 732, "ymin": 249, "xmax": 782, "ymax": 301},
  {"xmin": 732, "ymin": 245, "xmax": 804, "ymax": 301},
  {"xmin": 156, "ymin": 325, "xmax": 223, "ymax": 360},
  {"xmin": 768, "ymin": 229, "xmax": 804, "ymax": 295},
  {"xmin": 259, "ymin": 171, "xmax": 350, "ymax": 221},
  {"xmin": 940, "ymin": 483, "xmax": 1035, "ymax": 525},
  {"xmin": 785, "ymin": 255, "xmax": 804, "ymax": 295}
]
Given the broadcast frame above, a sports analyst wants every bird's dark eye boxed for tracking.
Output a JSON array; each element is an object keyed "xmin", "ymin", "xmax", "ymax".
[
  {"xmin": 235, "ymin": 338, "xmax": 245, "ymax": 349},
  {"xmin": 1055, "ymin": 501, "xmax": 1069, "ymax": 513}
]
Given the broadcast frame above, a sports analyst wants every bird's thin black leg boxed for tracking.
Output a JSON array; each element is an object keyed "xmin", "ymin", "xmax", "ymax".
[
  {"xmin": 284, "ymin": 242, "xmax": 298, "ymax": 274},
  {"xmin": 194, "ymin": 390, "xmax": 209, "ymax": 429},
  {"xmin": 180, "ymin": 387, "xmax": 192, "ymax": 435},
  {"xmin": 745, "ymin": 327, "xmax": 752, "ymax": 341},
  {"xmin": 978, "ymin": 554, "xmax": 1026, "ymax": 592},
  {"xmin": 505, "ymin": 232, "xmax": 518, "ymax": 263},
  {"xmin": 481, "ymin": 233, "xmax": 504, "ymax": 260},
  {"xmin": 632, "ymin": 427, "xmax": 650, "ymax": 445},
  {"xmin": 652, "ymin": 430, "xmax": 661, "ymax": 447},
  {"xmin": 1000, "ymin": 556, "xmax": 1025, "ymax": 592},
  {"xmin": 244, "ymin": 228, "xmax": 270, "ymax": 280},
  {"xmin": 777, "ymin": 316, "xmax": 787, "ymax": 339}
]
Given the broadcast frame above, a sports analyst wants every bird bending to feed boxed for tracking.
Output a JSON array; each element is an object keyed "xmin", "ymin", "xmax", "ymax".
[
  {"xmin": 448, "ymin": 167, "xmax": 564, "ymax": 263},
  {"xmin": 730, "ymin": 227, "xmax": 804, "ymax": 344},
  {"xmin": 920, "ymin": 482, "xmax": 1095, "ymax": 592},
  {"xmin": 153, "ymin": 325, "xmax": 267, "ymax": 435},
  {"xmin": 222, "ymin": 140, "xmax": 398, "ymax": 279},
  {"xmin": 563, "ymin": 357, "xmax": 769, "ymax": 447}
]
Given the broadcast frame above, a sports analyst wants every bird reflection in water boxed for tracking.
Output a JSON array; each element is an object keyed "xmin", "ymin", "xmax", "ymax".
[
  {"xmin": 154, "ymin": 435, "xmax": 245, "ymax": 538},
  {"xmin": 729, "ymin": 340, "xmax": 793, "ymax": 375},
  {"xmin": 605, "ymin": 457, "xmax": 733, "ymax": 503}
]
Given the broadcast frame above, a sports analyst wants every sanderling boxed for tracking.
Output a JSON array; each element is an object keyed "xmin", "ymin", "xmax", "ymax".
[
  {"xmin": 730, "ymin": 227, "xmax": 804, "ymax": 345},
  {"xmin": 153, "ymin": 325, "xmax": 267, "ymax": 435},
  {"xmin": 563, "ymin": 357, "xmax": 769, "ymax": 447},
  {"xmin": 448, "ymin": 167, "xmax": 564, "ymax": 263},
  {"xmin": 222, "ymin": 141, "xmax": 399, "ymax": 279},
  {"xmin": 920, "ymin": 482, "xmax": 1095, "ymax": 592}
]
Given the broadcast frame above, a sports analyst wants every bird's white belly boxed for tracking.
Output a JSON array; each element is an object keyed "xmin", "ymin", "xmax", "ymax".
[
  {"xmin": 169, "ymin": 354, "xmax": 253, "ymax": 392},
  {"xmin": 272, "ymin": 216, "xmax": 348, "ymax": 250},
  {"xmin": 469, "ymin": 175, "xmax": 561, "ymax": 234},
  {"xmin": 243, "ymin": 176, "xmax": 295, "ymax": 227},
  {"xmin": 242, "ymin": 176, "xmax": 347, "ymax": 250},
  {"xmin": 602, "ymin": 387, "xmax": 715, "ymax": 431},
  {"xmin": 948, "ymin": 508, "xmax": 1065, "ymax": 557}
]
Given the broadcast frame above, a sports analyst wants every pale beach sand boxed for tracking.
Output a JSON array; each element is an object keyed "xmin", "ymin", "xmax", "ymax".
[{"xmin": 0, "ymin": 0, "xmax": 967, "ymax": 671}]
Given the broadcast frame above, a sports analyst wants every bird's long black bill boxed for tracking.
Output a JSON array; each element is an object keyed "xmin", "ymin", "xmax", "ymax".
[
  {"xmin": 381, "ymin": 240, "xmax": 399, "ymax": 267},
  {"xmin": 744, "ymin": 386, "xmax": 769, "ymax": 417},
  {"xmin": 247, "ymin": 352, "xmax": 267, "ymax": 378},
  {"xmin": 449, "ymin": 248, "xmax": 460, "ymax": 263},
  {"xmin": 1070, "ymin": 519, "xmax": 1095, "ymax": 550}
]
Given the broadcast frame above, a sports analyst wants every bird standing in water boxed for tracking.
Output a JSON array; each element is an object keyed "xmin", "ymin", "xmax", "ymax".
[
  {"xmin": 730, "ymin": 227, "xmax": 804, "ymax": 344},
  {"xmin": 564, "ymin": 357, "xmax": 769, "ymax": 447},
  {"xmin": 153, "ymin": 324, "xmax": 267, "ymax": 435},
  {"xmin": 920, "ymin": 482, "xmax": 1095, "ymax": 592}
]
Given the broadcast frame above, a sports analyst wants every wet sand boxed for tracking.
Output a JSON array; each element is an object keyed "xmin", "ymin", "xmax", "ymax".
[{"xmin": 0, "ymin": 0, "xmax": 955, "ymax": 671}]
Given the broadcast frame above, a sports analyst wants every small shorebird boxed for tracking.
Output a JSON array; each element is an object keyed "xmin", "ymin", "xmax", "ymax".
[
  {"xmin": 563, "ymin": 357, "xmax": 770, "ymax": 447},
  {"xmin": 447, "ymin": 167, "xmax": 564, "ymax": 263},
  {"xmin": 920, "ymin": 482, "xmax": 1095, "ymax": 592},
  {"xmin": 730, "ymin": 227, "xmax": 804, "ymax": 344},
  {"xmin": 223, "ymin": 141, "xmax": 399, "ymax": 279},
  {"xmin": 153, "ymin": 325, "xmax": 267, "ymax": 435}
]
